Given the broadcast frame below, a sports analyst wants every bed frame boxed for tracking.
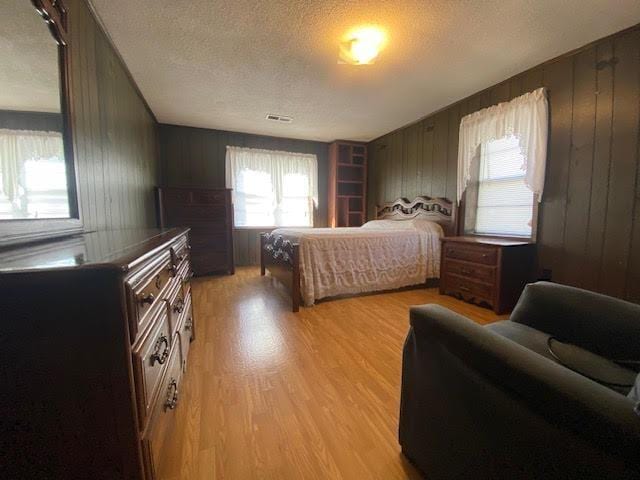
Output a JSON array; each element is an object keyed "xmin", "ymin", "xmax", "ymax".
[{"xmin": 260, "ymin": 196, "xmax": 456, "ymax": 312}]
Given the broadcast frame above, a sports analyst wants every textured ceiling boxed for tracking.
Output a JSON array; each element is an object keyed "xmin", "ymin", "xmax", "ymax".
[
  {"xmin": 0, "ymin": 0, "xmax": 60, "ymax": 112},
  {"xmin": 90, "ymin": 0, "xmax": 640, "ymax": 142}
]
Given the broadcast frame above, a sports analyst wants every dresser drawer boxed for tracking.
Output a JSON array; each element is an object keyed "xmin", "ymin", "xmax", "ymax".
[
  {"xmin": 141, "ymin": 343, "xmax": 182, "ymax": 480},
  {"xmin": 190, "ymin": 230, "xmax": 228, "ymax": 252},
  {"xmin": 444, "ymin": 243, "xmax": 497, "ymax": 265},
  {"xmin": 177, "ymin": 294, "xmax": 194, "ymax": 372},
  {"xmin": 442, "ymin": 273, "xmax": 495, "ymax": 303},
  {"xmin": 166, "ymin": 279, "xmax": 188, "ymax": 339},
  {"xmin": 126, "ymin": 252, "xmax": 175, "ymax": 339},
  {"xmin": 171, "ymin": 238, "xmax": 190, "ymax": 266},
  {"xmin": 191, "ymin": 189, "xmax": 227, "ymax": 205},
  {"xmin": 132, "ymin": 305, "xmax": 172, "ymax": 429},
  {"xmin": 444, "ymin": 259, "xmax": 496, "ymax": 284},
  {"xmin": 166, "ymin": 204, "xmax": 228, "ymax": 225}
]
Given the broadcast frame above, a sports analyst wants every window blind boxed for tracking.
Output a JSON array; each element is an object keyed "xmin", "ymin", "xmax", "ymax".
[{"xmin": 474, "ymin": 136, "xmax": 534, "ymax": 237}]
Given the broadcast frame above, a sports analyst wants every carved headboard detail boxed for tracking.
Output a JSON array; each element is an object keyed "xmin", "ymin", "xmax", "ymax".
[{"xmin": 375, "ymin": 196, "xmax": 456, "ymax": 236}]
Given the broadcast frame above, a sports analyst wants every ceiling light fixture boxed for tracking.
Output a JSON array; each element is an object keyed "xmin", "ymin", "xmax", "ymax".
[{"xmin": 339, "ymin": 26, "xmax": 386, "ymax": 65}]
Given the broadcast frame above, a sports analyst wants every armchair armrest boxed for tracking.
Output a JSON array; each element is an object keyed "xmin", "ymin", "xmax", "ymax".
[
  {"xmin": 509, "ymin": 282, "xmax": 640, "ymax": 360},
  {"xmin": 408, "ymin": 304, "xmax": 640, "ymax": 465}
]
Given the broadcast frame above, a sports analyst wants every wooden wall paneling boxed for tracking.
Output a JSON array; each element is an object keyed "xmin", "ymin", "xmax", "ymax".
[
  {"xmin": 626, "ymin": 37, "xmax": 640, "ymax": 301},
  {"xmin": 392, "ymin": 131, "xmax": 403, "ymax": 199},
  {"xmin": 562, "ymin": 47, "xmax": 597, "ymax": 287},
  {"xmin": 83, "ymin": 3, "xmax": 104, "ymax": 229},
  {"xmin": 521, "ymin": 67, "xmax": 544, "ymax": 94},
  {"xmin": 601, "ymin": 30, "xmax": 640, "ymax": 298},
  {"xmin": 536, "ymin": 55, "xmax": 574, "ymax": 283},
  {"xmin": 491, "ymin": 81, "xmax": 511, "ymax": 105},
  {"xmin": 367, "ymin": 26, "xmax": 640, "ymax": 302},
  {"xmin": 509, "ymin": 76, "xmax": 524, "ymax": 99},
  {"xmin": 403, "ymin": 124, "xmax": 419, "ymax": 197},
  {"xmin": 446, "ymin": 104, "xmax": 461, "ymax": 201},
  {"xmin": 67, "ymin": 0, "xmax": 158, "ymax": 231},
  {"xmin": 432, "ymin": 111, "xmax": 449, "ymax": 197},
  {"xmin": 203, "ymin": 131, "xmax": 218, "ymax": 187},
  {"xmin": 421, "ymin": 122, "xmax": 434, "ymax": 197},
  {"xmin": 381, "ymin": 139, "xmax": 389, "ymax": 203}
]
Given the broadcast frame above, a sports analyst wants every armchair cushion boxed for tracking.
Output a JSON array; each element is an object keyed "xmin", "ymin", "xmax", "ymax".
[
  {"xmin": 488, "ymin": 320, "xmax": 636, "ymax": 394},
  {"xmin": 510, "ymin": 282, "xmax": 640, "ymax": 361}
]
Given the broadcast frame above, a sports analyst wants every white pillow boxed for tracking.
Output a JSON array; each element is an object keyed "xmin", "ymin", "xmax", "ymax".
[
  {"xmin": 410, "ymin": 219, "xmax": 444, "ymax": 236},
  {"xmin": 361, "ymin": 219, "xmax": 443, "ymax": 236},
  {"xmin": 361, "ymin": 219, "xmax": 414, "ymax": 230}
]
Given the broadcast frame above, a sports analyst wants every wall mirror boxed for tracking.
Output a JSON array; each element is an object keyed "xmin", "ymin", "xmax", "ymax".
[{"xmin": 0, "ymin": 0, "xmax": 82, "ymax": 247}]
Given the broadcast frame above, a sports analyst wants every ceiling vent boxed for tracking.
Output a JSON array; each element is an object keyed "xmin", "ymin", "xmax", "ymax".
[{"xmin": 266, "ymin": 114, "xmax": 292, "ymax": 123}]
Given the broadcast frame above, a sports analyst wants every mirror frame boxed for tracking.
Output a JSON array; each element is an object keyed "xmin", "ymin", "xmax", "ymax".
[{"xmin": 0, "ymin": 0, "xmax": 83, "ymax": 248}]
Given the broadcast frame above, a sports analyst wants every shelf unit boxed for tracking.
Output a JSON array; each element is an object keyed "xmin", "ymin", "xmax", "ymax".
[{"xmin": 328, "ymin": 141, "xmax": 367, "ymax": 227}]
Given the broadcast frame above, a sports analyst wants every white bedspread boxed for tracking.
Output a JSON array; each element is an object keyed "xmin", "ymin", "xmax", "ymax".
[{"xmin": 271, "ymin": 224, "xmax": 442, "ymax": 306}]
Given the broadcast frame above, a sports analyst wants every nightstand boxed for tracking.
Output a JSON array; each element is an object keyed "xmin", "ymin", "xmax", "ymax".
[{"xmin": 440, "ymin": 236, "xmax": 536, "ymax": 314}]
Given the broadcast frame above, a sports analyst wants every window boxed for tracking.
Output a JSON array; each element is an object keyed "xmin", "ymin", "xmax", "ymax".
[
  {"xmin": 465, "ymin": 135, "xmax": 535, "ymax": 237},
  {"xmin": 457, "ymin": 88, "xmax": 548, "ymax": 239},
  {"xmin": 225, "ymin": 146, "xmax": 318, "ymax": 227},
  {"xmin": 0, "ymin": 129, "xmax": 69, "ymax": 220}
]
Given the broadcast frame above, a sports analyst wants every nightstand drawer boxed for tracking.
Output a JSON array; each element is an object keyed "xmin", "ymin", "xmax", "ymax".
[
  {"xmin": 444, "ymin": 259, "xmax": 496, "ymax": 284},
  {"xmin": 444, "ymin": 244, "xmax": 497, "ymax": 265},
  {"xmin": 443, "ymin": 273, "xmax": 495, "ymax": 302}
]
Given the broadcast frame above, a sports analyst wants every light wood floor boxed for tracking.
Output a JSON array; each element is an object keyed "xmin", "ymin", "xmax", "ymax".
[{"xmin": 163, "ymin": 266, "xmax": 505, "ymax": 480}]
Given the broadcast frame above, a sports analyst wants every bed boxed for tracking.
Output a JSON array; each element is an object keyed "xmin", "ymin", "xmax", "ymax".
[{"xmin": 260, "ymin": 196, "xmax": 456, "ymax": 311}]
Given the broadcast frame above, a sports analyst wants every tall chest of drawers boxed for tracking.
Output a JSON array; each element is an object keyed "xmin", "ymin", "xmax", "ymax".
[
  {"xmin": 156, "ymin": 187, "xmax": 234, "ymax": 276},
  {"xmin": 0, "ymin": 228, "xmax": 195, "ymax": 479},
  {"xmin": 440, "ymin": 236, "xmax": 536, "ymax": 314}
]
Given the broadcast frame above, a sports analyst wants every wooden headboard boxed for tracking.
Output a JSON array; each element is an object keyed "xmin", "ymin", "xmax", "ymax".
[{"xmin": 375, "ymin": 196, "xmax": 457, "ymax": 236}]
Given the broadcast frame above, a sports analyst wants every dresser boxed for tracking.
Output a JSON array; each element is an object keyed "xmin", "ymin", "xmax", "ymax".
[
  {"xmin": 156, "ymin": 187, "xmax": 234, "ymax": 276},
  {"xmin": 328, "ymin": 141, "xmax": 367, "ymax": 227},
  {"xmin": 0, "ymin": 228, "xmax": 194, "ymax": 479},
  {"xmin": 440, "ymin": 236, "xmax": 536, "ymax": 314}
]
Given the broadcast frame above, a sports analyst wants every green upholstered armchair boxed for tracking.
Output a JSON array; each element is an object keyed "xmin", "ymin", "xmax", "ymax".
[{"xmin": 399, "ymin": 281, "xmax": 640, "ymax": 480}]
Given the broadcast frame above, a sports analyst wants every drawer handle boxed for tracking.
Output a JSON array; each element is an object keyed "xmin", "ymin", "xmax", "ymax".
[
  {"xmin": 164, "ymin": 379, "xmax": 179, "ymax": 411},
  {"xmin": 182, "ymin": 271, "xmax": 194, "ymax": 285},
  {"xmin": 459, "ymin": 286, "xmax": 471, "ymax": 293},
  {"xmin": 173, "ymin": 297, "xmax": 185, "ymax": 314},
  {"xmin": 150, "ymin": 334, "xmax": 170, "ymax": 366},
  {"xmin": 139, "ymin": 293, "xmax": 155, "ymax": 305},
  {"xmin": 184, "ymin": 317, "xmax": 193, "ymax": 332},
  {"xmin": 461, "ymin": 268, "xmax": 472, "ymax": 275}
]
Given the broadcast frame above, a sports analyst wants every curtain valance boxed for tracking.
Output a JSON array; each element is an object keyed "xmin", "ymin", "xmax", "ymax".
[{"xmin": 456, "ymin": 87, "xmax": 549, "ymax": 204}]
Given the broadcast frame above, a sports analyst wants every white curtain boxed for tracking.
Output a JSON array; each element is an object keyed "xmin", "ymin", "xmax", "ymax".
[
  {"xmin": 0, "ymin": 129, "xmax": 64, "ymax": 201},
  {"xmin": 457, "ymin": 87, "xmax": 549, "ymax": 204},
  {"xmin": 225, "ymin": 146, "xmax": 318, "ymax": 227}
]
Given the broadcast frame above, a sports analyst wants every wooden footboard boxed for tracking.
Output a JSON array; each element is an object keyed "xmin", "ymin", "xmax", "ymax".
[{"xmin": 260, "ymin": 233, "xmax": 301, "ymax": 312}]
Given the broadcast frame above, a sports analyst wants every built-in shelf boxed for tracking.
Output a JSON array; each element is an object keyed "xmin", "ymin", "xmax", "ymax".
[{"xmin": 329, "ymin": 141, "xmax": 367, "ymax": 227}]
